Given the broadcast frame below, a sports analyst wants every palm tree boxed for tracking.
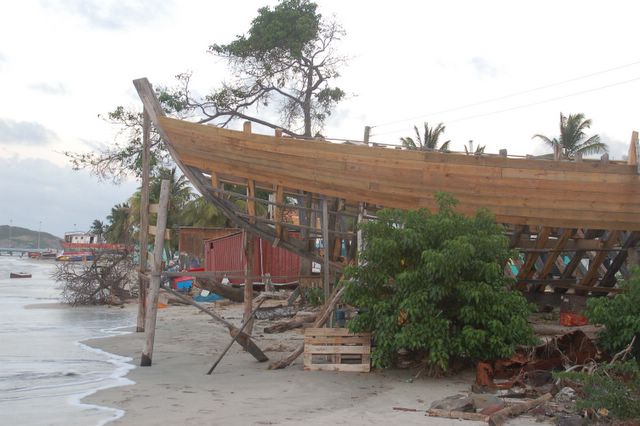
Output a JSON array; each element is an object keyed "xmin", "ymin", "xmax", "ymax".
[
  {"xmin": 105, "ymin": 203, "xmax": 132, "ymax": 244},
  {"xmin": 90, "ymin": 219, "xmax": 105, "ymax": 241},
  {"xmin": 533, "ymin": 113, "xmax": 607, "ymax": 159},
  {"xmin": 401, "ymin": 122, "xmax": 451, "ymax": 152},
  {"xmin": 179, "ymin": 197, "xmax": 229, "ymax": 228}
]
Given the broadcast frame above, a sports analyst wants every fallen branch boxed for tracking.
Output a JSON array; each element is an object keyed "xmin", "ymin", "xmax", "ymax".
[
  {"xmin": 268, "ymin": 286, "xmax": 345, "ymax": 370},
  {"xmin": 427, "ymin": 409, "xmax": 489, "ymax": 422},
  {"xmin": 610, "ymin": 335, "xmax": 637, "ymax": 365},
  {"xmin": 263, "ymin": 312, "xmax": 319, "ymax": 333},
  {"xmin": 253, "ymin": 291, "xmax": 290, "ymax": 303},
  {"xmin": 488, "ymin": 393, "xmax": 552, "ymax": 426}
]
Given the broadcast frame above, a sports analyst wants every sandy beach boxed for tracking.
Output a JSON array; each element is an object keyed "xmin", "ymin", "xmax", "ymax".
[{"xmin": 83, "ymin": 301, "xmax": 504, "ymax": 426}]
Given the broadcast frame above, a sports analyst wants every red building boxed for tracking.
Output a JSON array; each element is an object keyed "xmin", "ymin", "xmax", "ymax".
[{"xmin": 204, "ymin": 231, "xmax": 301, "ymax": 284}]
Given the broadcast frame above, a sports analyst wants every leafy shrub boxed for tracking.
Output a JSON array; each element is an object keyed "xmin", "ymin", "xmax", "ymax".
[
  {"xmin": 584, "ymin": 268, "xmax": 640, "ymax": 354},
  {"xmin": 301, "ymin": 287, "xmax": 324, "ymax": 307},
  {"xmin": 342, "ymin": 193, "xmax": 535, "ymax": 371},
  {"xmin": 555, "ymin": 361, "xmax": 640, "ymax": 420}
]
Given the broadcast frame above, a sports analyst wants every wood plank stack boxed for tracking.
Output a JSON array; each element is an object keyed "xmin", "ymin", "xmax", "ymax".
[{"xmin": 303, "ymin": 328, "xmax": 371, "ymax": 372}]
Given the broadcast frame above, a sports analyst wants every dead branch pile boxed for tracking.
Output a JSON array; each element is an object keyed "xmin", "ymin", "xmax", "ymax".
[{"xmin": 53, "ymin": 251, "xmax": 133, "ymax": 305}]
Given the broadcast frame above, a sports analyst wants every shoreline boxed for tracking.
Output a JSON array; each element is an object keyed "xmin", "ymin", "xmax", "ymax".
[{"xmin": 81, "ymin": 302, "xmax": 533, "ymax": 426}]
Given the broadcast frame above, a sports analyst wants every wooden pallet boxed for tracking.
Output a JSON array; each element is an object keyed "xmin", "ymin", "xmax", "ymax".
[{"xmin": 303, "ymin": 328, "xmax": 371, "ymax": 372}]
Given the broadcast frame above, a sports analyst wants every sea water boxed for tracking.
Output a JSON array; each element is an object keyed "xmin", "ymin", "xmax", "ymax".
[{"xmin": 0, "ymin": 256, "xmax": 136, "ymax": 425}]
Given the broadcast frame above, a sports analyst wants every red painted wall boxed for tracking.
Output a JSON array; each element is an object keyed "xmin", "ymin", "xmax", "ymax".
[{"xmin": 204, "ymin": 231, "xmax": 301, "ymax": 284}]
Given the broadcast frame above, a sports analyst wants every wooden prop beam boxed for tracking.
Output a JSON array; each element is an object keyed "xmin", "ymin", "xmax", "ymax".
[
  {"xmin": 579, "ymin": 230, "xmax": 621, "ymax": 287},
  {"xmin": 137, "ymin": 108, "xmax": 151, "ymax": 333},
  {"xmin": 599, "ymin": 231, "xmax": 640, "ymax": 288},
  {"xmin": 141, "ymin": 179, "xmax": 169, "ymax": 367},
  {"xmin": 161, "ymin": 285, "xmax": 268, "ymax": 362},
  {"xmin": 517, "ymin": 227, "xmax": 551, "ymax": 280},
  {"xmin": 132, "ymin": 78, "xmax": 343, "ymax": 275},
  {"xmin": 207, "ymin": 298, "xmax": 266, "ymax": 374},
  {"xmin": 535, "ymin": 228, "xmax": 574, "ymax": 290}
]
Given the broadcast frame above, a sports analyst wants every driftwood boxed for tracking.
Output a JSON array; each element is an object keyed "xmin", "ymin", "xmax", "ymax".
[
  {"xmin": 254, "ymin": 305, "xmax": 297, "ymax": 320},
  {"xmin": 427, "ymin": 409, "xmax": 489, "ymax": 422},
  {"xmin": 269, "ymin": 286, "xmax": 345, "ymax": 370},
  {"xmin": 253, "ymin": 291, "xmax": 290, "ymax": 303},
  {"xmin": 264, "ymin": 312, "xmax": 319, "ymax": 333},
  {"xmin": 162, "ymin": 285, "xmax": 268, "ymax": 362},
  {"xmin": 197, "ymin": 277, "xmax": 258, "ymax": 303},
  {"xmin": 488, "ymin": 393, "xmax": 552, "ymax": 426}
]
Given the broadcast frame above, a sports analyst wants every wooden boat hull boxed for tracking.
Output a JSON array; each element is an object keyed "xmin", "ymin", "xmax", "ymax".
[
  {"xmin": 133, "ymin": 77, "xmax": 640, "ymax": 296},
  {"xmin": 157, "ymin": 116, "xmax": 640, "ymax": 231}
]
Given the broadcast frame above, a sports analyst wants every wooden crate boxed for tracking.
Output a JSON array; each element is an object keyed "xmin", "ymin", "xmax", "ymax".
[{"xmin": 303, "ymin": 328, "xmax": 371, "ymax": 372}]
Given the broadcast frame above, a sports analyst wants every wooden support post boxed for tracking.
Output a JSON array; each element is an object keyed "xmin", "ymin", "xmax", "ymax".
[
  {"xmin": 298, "ymin": 191, "xmax": 313, "ymax": 276},
  {"xmin": 243, "ymin": 121, "xmax": 252, "ymax": 134},
  {"xmin": 243, "ymin": 231, "xmax": 254, "ymax": 335},
  {"xmin": 246, "ymin": 179, "xmax": 256, "ymax": 224},
  {"xmin": 600, "ymin": 152, "xmax": 609, "ymax": 166},
  {"xmin": 363, "ymin": 126, "xmax": 371, "ymax": 146},
  {"xmin": 211, "ymin": 171, "xmax": 220, "ymax": 198},
  {"xmin": 137, "ymin": 108, "xmax": 151, "ymax": 333},
  {"xmin": 322, "ymin": 197, "xmax": 331, "ymax": 307},
  {"xmin": 499, "ymin": 149, "xmax": 507, "ymax": 157},
  {"xmin": 553, "ymin": 144, "xmax": 561, "ymax": 161},
  {"xmin": 628, "ymin": 131, "xmax": 639, "ymax": 171},
  {"xmin": 274, "ymin": 185, "xmax": 284, "ymax": 239},
  {"xmin": 140, "ymin": 179, "xmax": 170, "ymax": 367}
]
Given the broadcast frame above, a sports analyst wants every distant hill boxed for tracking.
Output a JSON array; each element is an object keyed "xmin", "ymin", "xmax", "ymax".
[{"xmin": 0, "ymin": 225, "xmax": 63, "ymax": 249}]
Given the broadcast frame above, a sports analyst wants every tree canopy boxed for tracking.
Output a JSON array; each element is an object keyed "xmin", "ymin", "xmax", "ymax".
[
  {"xmin": 66, "ymin": 0, "xmax": 348, "ymax": 182},
  {"xmin": 162, "ymin": 0, "xmax": 347, "ymax": 137}
]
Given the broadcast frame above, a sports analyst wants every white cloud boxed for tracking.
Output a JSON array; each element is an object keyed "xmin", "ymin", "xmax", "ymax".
[
  {"xmin": 29, "ymin": 82, "xmax": 68, "ymax": 95},
  {"xmin": 0, "ymin": 156, "xmax": 137, "ymax": 237},
  {"xmin": 0, "ymin": 118, "xmax": 58, "ymax": 145}
]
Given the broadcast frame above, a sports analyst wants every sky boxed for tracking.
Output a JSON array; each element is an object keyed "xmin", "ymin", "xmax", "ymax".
[{"xmin": 1, "ymin": 0, "xmax": 639, "ymax": 237}]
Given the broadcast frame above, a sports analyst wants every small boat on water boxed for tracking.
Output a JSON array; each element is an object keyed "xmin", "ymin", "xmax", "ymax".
[{"xmin": 10, "ymin": 272, "xmax": 32, "ymax": 279}]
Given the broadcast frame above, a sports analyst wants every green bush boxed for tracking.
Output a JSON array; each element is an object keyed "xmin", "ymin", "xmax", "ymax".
[
  {"xmin": 584, "ymin": 268, "xmax": 640, "ymax": 354},
  {"xmin": 301, "ymin": 287, "xmax": 324, "ymax": 307},
  {"xmin": 342, "ymin": 193, "xmax": 536, "ymax": 371},
  {"xmin": 555, "ymin": 361, "xmax": 640, "ymax": 420}
]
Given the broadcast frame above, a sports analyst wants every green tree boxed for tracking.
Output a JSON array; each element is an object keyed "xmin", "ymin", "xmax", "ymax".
[
  {"xmin": 533, "ymin": 112, "xmax": 607, "ymax": 159},
  {"xmin": 343, "ymin": 193, "xmax": 535, "ymax": 372},
  {"xmin": 401, "ymin": 122, "xmax": 450, "ymax": 152},
  {"xmin": 64, "ymin": 107, "xmax": 172, "ymax": 183},
  {"xmin": 584, "ymin": 268, "xmax": 640, "ymax": 355},
  {"xmin": 104, "ymin": 203, "xmax": 132, "ymax": 244},
  {"xmin": 65, "ymin": 1, "xmax": 348, "ymax": 182}
]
